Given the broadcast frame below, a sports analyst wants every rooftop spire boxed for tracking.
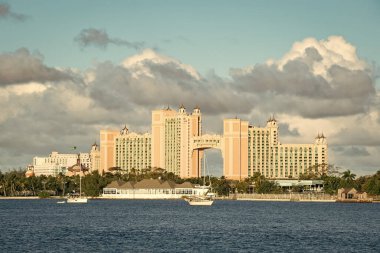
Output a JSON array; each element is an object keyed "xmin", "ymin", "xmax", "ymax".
[
  {"xmin": 121, "ymin": 125, "xmax": 129, "ymax": 135},
  {"xmin": 179, "ymin": 104, "xmax": 186, "ymax": 113},
  {"xmin": 267, "ymin": 114, "xmax": 277, "ymax": 123}
]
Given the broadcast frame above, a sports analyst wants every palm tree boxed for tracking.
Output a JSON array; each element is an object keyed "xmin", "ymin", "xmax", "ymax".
[{"xmin": 342, "ymin": 170, "xmax": 356, "ymax": 181}]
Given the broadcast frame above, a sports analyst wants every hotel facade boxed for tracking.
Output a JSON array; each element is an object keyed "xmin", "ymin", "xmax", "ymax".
[
  {"xmin": 99, "ymin": 105, "xmax": 328, "ymax": 180},
  {"xmin": 32, "ymin": 151, "xmax": 92, "ymax": 176}
]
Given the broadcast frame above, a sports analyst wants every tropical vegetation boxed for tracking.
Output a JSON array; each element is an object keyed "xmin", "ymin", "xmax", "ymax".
[{"xmin": 0, "ymin": 166, "xmax": 379, "ymax": 197}]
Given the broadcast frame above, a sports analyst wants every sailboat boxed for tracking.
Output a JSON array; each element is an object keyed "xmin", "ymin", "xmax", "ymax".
[
  {"xmin": 185, "ymin": 153, "xmax": 214, "ymax": 206},
  {"xmin": 67, "ymin": 154, "xmax": 88, "ymax": 203}
]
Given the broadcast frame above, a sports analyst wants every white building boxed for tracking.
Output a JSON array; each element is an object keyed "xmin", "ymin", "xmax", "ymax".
[
  {"xmin": 102, "ymin": 178, "xmax": 209, "ymax": 199},
  {"xmin": 33, "ymin": 151, "xmax": 90, "ymax": 176},
  {"xmin": 272, "ymin": 180, "xmax": 325, "ymax": 192}
]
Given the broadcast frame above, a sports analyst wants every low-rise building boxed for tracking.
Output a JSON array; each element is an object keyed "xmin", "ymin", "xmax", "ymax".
[
  {"xmin": 102, "ymin": 178, "xmax": 209, "ymax": 199},
  {"xmin": 337, "ymin": 188, "xmax": 370, "ymax": 202},
  {"xmin": 273, "ymin": 179, "xmax": 324, "ymax": 192}
]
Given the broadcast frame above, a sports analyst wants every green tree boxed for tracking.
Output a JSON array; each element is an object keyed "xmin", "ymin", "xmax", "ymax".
[
  {"xmin": 340, "ymin": 170, "xmax": 357, "ymax": 188},
  {"xmin": 213, "ymin": 177, "xmax": 231, "ymax": 196},
  {"xmin": 342, "ymin": 170, "xmax": 356, "ymax": 181},
  {"xmin": 362, "ymin": 171, "xmax": 380, "ymax": 195},
  {"xmin": 83, "ymin": 171, "xmax": 108, "ymax": 197},
  {"xmin": 255, "ymin": 180, "xmax": 280, "ymax": 194},
  {"xmin": 320, "ymin": 174, "xmax": 341, "ymax": 195},
  {"xmin": 235, "ymin": 181, "xmax": 249, "ymax": 193}
]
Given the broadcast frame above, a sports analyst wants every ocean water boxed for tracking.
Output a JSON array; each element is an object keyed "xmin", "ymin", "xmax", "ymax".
[{"xmin": 0, "ymin": 200, "xmax": 379, "ymax": 252}]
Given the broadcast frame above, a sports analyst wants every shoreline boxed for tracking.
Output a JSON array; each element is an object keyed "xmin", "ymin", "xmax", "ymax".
[
  {"xmin": 1, "ymin": 196, "xmax": 378, "ymax": 203},
  {"xmin": 237, "ymin": 198, "xmax": 336, "ymax": 202},
  {"xmin": 0, "ymin": 196, "xmax": 40, "ymax": 200}
]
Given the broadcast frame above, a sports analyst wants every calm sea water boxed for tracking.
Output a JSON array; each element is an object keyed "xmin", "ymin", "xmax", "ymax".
[{"xmin": 0, "ymin": 199, "xmax": 379, "ymax": 252}]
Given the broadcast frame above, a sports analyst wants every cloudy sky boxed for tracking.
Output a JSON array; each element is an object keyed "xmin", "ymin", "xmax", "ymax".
[{"xmin": 0, "ymin": 0, "xmax": 379, "ymax": 176}]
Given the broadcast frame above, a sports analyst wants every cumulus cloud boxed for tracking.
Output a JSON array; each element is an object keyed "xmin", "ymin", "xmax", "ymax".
[
  {"xmin": 75, "ymin": 28, "xmax": 144, "ymax": 50},
  {"xmin": 0, "ymin": 48, "xmax": 72, "ymax": 86},
  {"xmin": 231, "ymin": 36, "xmax": 375, "ymax": 118},
  {"xmin": 122, "ymin": 49, "xmax": 200, "ymax": 80},
  {"xmin": 89, "ymin": 49, "xmax": 249, "ymax": 118},
  {"xmin": 272, "ymin": 36, "xmax": 367, "ymax": 79},
  {"xmin": 0, "ymin": 3, "xmax": 27, "ymax": 21}
]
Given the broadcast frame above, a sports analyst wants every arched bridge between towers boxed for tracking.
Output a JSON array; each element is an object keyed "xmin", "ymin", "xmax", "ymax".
[{"xmin": 191, "ymin": 134, "xmax": 224, "ymax": 156}]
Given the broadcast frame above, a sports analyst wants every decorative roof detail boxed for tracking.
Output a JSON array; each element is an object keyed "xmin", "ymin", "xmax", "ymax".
[
  {"xmin": 267, "ymin": 114, "xmax": 277, "ymax": 122},
  {"xmin": 121, "ymin": 125, "xmax": 129, "ymax": 135},
  {"xmin": 315, "ymin": 133, "xmax": 326, "ymax": 139},
  {"xmin": 179, "ymin": 104, "xmax": 186, "ymax": 113}
]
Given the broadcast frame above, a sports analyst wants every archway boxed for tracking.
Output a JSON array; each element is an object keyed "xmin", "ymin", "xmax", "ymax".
[
  {"xmin": 203, "ymin": 149, "xmax": 223, "ymax": 177},
  {"xmin": 190, "ymin": 134, "xmax": 224, "ymax": 178}
]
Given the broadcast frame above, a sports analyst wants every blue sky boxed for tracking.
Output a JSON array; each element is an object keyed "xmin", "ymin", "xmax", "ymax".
[
  {"xmin": 0, "ymin": 0, "xmax": 380, "ymax": 176},
  {"xmin": 2, "ymin": 0, "xmax": 379, "ymax": 77}
]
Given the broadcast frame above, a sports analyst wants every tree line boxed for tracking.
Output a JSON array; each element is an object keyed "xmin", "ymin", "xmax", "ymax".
[{"xmin": 0, "ymin": 166, "xmax": 379, "ymax": 197}]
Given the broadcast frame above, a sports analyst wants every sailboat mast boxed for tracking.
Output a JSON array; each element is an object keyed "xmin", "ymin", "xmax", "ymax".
[
  {"xmin": 79, "ymin": 173, "xmax": 82, "ymax": 197},
  {"xmin": 203, "ymin": 153, "xmax": 206, "ymax": 186}
]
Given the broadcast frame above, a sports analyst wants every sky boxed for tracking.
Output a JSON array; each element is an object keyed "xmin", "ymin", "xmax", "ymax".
[{"xmin": 0, "ymin": 0, "xmax": 379, "ymax": 176}]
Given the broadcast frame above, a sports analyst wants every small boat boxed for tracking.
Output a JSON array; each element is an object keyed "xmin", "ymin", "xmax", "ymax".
[
  {"xmin": 57, "ymin": 200, "xmax": 66, "ymax": 204},
  {"xmin": 185, "ymin": 153, "xmax": 214, "ymax": 206},
  {"xmin": 67, "ymin": 197, "xmax": 87, "ymax": 203},
  {"xmin": 66, "ymin": 153, "xmax": 88, "ymax": 204},
  {"xmin": 185, "ymin": 196, "xmax": 213, "ymax": 206}
]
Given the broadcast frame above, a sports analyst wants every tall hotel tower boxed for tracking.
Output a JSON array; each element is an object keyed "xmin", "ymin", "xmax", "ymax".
[{"xmin": 151, "ymin": 105, "xmax": 202, "ymax": 178}]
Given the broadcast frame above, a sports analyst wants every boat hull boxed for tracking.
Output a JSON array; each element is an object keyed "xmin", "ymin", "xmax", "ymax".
[
  {"xmin": 67, "ymin": 198, "xmax": 88, "ymax": 203},
  {"xmin": 188, "ymin": 200, "xmax": 213, "ymax": 206},
  {"xmin": 185, "ymin": 196, "xmax": 214, "ymax": 206}
]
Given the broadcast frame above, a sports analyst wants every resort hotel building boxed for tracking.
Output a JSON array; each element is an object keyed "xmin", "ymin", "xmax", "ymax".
[
  {"xmin": 247, "ymin": 118, "xmax": 328, "ymax": 179},
  {"xmin": 31, "ymin": 151, "xmax": 90, "ymax": 176},
  {"xmin": 27, "ymin": 105, "xmax": 327, "ymax": 180},
  {"xmin": 99, "ymin": 105, "xmax": 328, "ymax": 180},
  {"xmin": 27, "ymin": 143, "xmax": 100, "ymax": 177}
]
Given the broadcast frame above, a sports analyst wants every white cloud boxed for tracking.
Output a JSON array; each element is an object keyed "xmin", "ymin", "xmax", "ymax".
[
  {"xmin": 3, "ymin": 82, "xmax": 48, "ymax": 95},
  {"xmin": 271, "ymin": 36, "xmax": 368, "ymax": 80},
  {"xmin": 122, "ymin": 48, "xmax": 200, "ymax": 80}
]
